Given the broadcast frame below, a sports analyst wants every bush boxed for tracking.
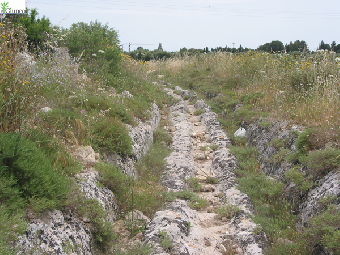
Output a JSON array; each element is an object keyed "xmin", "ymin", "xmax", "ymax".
[
  {"xmin": 301, "ymin": 148, "xmax": 340, "ymax": 177},
  {"xmin": 0, "ymin": 132, "xmax": 70, "ymax": 212},
  {"xmin": 92, "ymin": 117, "xmax": 133, "ymax": 155},
  {"xmin": 285, "ymin": 166, "xmax": 313, "ymax": 191},
  {"xmin": 214, "ymin": 205, "xmax": 240, "ymax": 219},
  {"xmin": 187, "ymin": 177, "xmax": 202, "ymax": 192},
  {"xmin": 305, "ymin": 205, "xmax": 340, "ymax": 253}
]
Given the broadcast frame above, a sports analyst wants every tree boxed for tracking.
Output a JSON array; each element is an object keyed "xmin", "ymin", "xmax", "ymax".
[
  {"xmin": 65, "ymin": 20, "xmax": 119, "ymax": 59},
  {"xmin": 157, "ymin": 43, "xmax": 163, "ymax": 51},
  {"xmin": 64, "ymin": 20, "xmax": 121, "ymax": 76},
  {"xmin": 286, "ymin": 40, "xmax": 308, "ymax": 52},
  {"xmin": 258, "ymin": 40, "xmax": 284, "ymax": 52},
  {"xmin": 6, "ymin": 8, "xmax": 51, "ymax": 52},
  {"xmin": 319, "ymin": 40, "xmax": 331, "ymax": 51}
]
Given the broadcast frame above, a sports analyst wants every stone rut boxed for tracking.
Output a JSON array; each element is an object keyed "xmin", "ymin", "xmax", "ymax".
[{"xmin": 143, "ymin": 87, "xmax": 267, "ymax": 255}]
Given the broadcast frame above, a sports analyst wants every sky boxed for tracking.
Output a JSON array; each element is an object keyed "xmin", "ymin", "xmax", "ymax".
[{"xmin": 27, "ymin": 0, "xmax": 340, "ymax": 52}]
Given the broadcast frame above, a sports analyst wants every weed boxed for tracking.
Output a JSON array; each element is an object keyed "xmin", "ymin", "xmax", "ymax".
[
  {"xmin": 317, "ymin": 195, "xmax": 337, "ymax": 209},
  {"xmin": 300, "ymin": 148, "xmax": 340, "ymax": 177},
  {"xmin": 214, "ymin": 205, "xmax": 240, "ymax": 219},
  {"xmin": 209, "ymin": 144, "xmax": 219, "ymax": 151},
  {"xmin": 183, "ymin": 95, "xmax": 190, "ymax": 100},
  {"xmin": 159, "ymin": 230, "xmax": 174, "ymax": 252},
  {"xmin": 187, "ymin": 177, "xmax": 202, "ymax": 192},
  {"xmin": 285, "ymin": 166, "xmax": 313, "ymax": 192},
  {"xmin": 206, "ymin": 176, "xmax": 219, "ymax": 184},
  {"xmin": 305, "ymin": 205, "xmax": 340, "ymax": 254},
  {"xmin": 272, "ymin": 148, "xmax": 291, "ymax": 164},
  {"xmin": 193, "ymin": 109, "xmax": 204, "ymax": 116},
  {"xmin": 91, "ymin": 117, "xmax": 133, "ymax": 155},
  {"xmin": 174, "ymin": 190, "xmax": 209, "ymax": 210}
]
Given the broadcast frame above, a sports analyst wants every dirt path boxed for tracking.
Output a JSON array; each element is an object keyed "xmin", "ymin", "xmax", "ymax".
[{"xmin": 143, "ymin": 87, "xmax": 266, "ymax": 255}]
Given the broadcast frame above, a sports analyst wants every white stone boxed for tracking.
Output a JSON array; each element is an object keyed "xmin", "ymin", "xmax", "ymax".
[{"xmin": 234, "ymin": 127, "xmax": 246, "ymax": 137}]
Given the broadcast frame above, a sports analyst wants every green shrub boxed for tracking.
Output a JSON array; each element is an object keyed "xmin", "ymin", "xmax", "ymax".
[
  {"xmin": 272, "ymin": 148, "xmax": 290, "ymax": 164},
  {"xmin": 214, "ymin": 205, "xmax": 240, "ymax": 219},
  {"xmin": 159, "ymin": 230, "xmax": 173, "ymax": 252},
  {"xmin": 174, "ymin": 190, "xmax": 208, "ymax": 210},
  {"xmin": 300, "ymin": 148, "xmax": 340, "ymax": 177},
  {"xmin": 0, "ymin": 132, "xmax": 70, "ymax": 212},
  {"xmin": 285, "ymin": 166, "xmax": 313, "ymax": 191},
  {"xmin": 206, "ymin": 176, "xmax": 219, "ymax": 184},
  {"xmin": 153, "ymin": 127, "xmax": 172, "ymax": 147},
  {"xmin": 92, "ymin": 117, "xmax": 133, "ymax": 155},
  {"xmin": 193, "ymin": 109, "xmax": 204, "ymax": 116},
  {"xmin": 187, "ymin": 177, "xmax": 202, "ymax": 192},
  {"xmin": 240, "ymin": 92, "xmax": 265, "ymax": 104},
  {"xmin": 305, "ymin": 205, "xmax": 340, "ymax": 253},
  {"xmin": 95, "ymin": 162, "xmax": 133, "ymax": 202}
]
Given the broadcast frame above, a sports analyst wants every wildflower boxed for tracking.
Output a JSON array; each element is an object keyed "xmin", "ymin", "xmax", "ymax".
[
  {"xmin": 92, "ymin": 53, "xmax": 97, "ymax": 57},
  {"xmin": 98, "ymin": 50, "xmax": 105, "ymax": 53}
]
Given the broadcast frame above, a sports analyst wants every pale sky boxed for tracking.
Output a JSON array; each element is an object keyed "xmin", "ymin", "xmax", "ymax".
[{"xmin": 28, "ymin": 0, "xmax": 340, "ymax": 52}]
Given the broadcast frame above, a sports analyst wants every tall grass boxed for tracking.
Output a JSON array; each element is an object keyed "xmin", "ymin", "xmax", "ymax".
[{"xmin": 149, "ymin": 51, "xmax": 340, "ymax": 143}]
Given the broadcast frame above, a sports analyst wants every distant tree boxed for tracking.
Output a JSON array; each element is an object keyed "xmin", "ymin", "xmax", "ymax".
[
  {"xmin": 258, "ymin": 40, "xmax": 284, "ymax": 52},
  {"xmin": 319, "ymin": 40, "xmax": 331, "ymax": 51},
  {"xmin": 331, "ymin": 41, "xmax": 336, "ymax": 51},
  {"xmin": 286, "ymin": 40, "xmax": 308, "ymax": 52},
  {"xmin": 157, "ymin": 43, "xmax": 163, "ymax": 51}
]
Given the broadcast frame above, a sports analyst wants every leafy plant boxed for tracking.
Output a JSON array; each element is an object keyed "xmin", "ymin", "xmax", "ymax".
[{"xmin": 193, "ymin": 109, "xmax": 204, "ymax": 116}]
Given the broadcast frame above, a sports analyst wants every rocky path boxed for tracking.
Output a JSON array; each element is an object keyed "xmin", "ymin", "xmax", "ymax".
[{"xmin": 143, "ymin": 87, "xmax": 267, "ymax": 254}]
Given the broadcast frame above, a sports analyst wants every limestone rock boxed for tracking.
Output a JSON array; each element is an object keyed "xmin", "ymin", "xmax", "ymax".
[
  {"xmin": 73, "ymin": 146, "xmax": 97, "ymax": 167},
  {"xmin": 234, "ymin": 127, "xmax": 247, "ymax": 137}
]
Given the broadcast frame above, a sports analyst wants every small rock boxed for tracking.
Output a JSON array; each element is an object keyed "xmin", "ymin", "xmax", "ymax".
[
  {"xmin": 234, "ymin": 127, "xmax": 246, "ymax": 137},
  {"xmin": 204, "ymin": 237, "xmax": 211, "ymax": 246},
  {"xmin": 207, "ymin": 206, "xmax": 214, "ymax": 213},
  {"xmin": 40, "ymin": 107, "xmax": 52, "ymax": 113},
  {"xmin": 201, "ymin": 184, "xmax": 215, "ymax": 192}
]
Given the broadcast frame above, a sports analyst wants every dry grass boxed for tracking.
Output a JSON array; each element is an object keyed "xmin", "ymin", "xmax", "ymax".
[{"xmin": 150, "ymin": 51, "xmax": 340, "ymax": 144}]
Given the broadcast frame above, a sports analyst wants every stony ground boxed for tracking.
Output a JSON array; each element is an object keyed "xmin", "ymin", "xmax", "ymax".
[{"xmin": 143, "ymin": 86, "xmax": 267, "ymax": 255}]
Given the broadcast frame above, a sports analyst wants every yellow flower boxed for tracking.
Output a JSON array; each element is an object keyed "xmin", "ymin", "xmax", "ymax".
[{"xmin": 0, "ymin": 23, "xmax": 2, "ymax": 26}]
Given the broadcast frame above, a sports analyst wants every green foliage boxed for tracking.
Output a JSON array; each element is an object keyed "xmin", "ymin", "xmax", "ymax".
[
  {"xmin": 305, "ymin": 205, "xmax": 340, "ymax": 253},
  {"xmin": 8, "ymin": 9, "xmax": 51, "ymax": 52},
  {"xmin": 317, "ymin": 195, "xmax": 337, "ymax": 208},
  {"xmin": 92, "ymin": 117, "xmax": 133, "ymax": 155},
  {"xmin": 285, "ymin": 166, "xmax": 313, "ymax": 191},
  {"xmin": 80, "ymin": 199, "xmax": 115, "ymax": 251},
  {"xmin": 174, "ymin": 190, "xmax": 209, "ymax": 210},
  {"xmin": 300, "ymin": 148, "xmax": 340, "ymax": 177},
  {"xmin": 114, "ymin": 242, "xmax": 153, "ymax": 255},
  {"xmin": 153, "ymin": 127, "xmax": 172, "ymax": 147},
  {"xmin": 95, "ymin": 162, "xmax": 133, "ymax": 202},
  {"xmin": 64, "ymin": 20, "xmax": 122, "ymax": 76},
  {"xmin": 214, "ymin": 205, "xmax": 240, "ymax": 219},
  {"xmin": 240, "ymin": 92, "xmax": 265, "ymax": 104},
  {"xmin": 238, "ymin": 174, "xmax": 284, "ymax": 204},
  {"xmin": 193, "ymin": 109, "xmax": 204, "ymax": 116},
  {"xmin": 0, "ymin": 209, "xmax": 27, "ymax": 255},
  {"xmin": 0, "ymin": 132, "xmax": 70, "ymax": 212},
  {"xmin": 270, "ymin": 138, "xmax": 288, "ymax": 149},
  {"xmin": 258, "ymin": 40, "xmax": 284, "ymax": 52},
  {"xmin": 187, "ymin": 177, "xmax": 202, "ymax": 192},
  {"xmin": 272, "ymin": 148, "xmax": 290, "ymax": 164},
  {"xmin": 206, "ymin": 176, "xmax": 219, "ymax": 184},
  {"xmin": 159, "ymin": 230, "xmax": 174, "ymax": 252}
]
